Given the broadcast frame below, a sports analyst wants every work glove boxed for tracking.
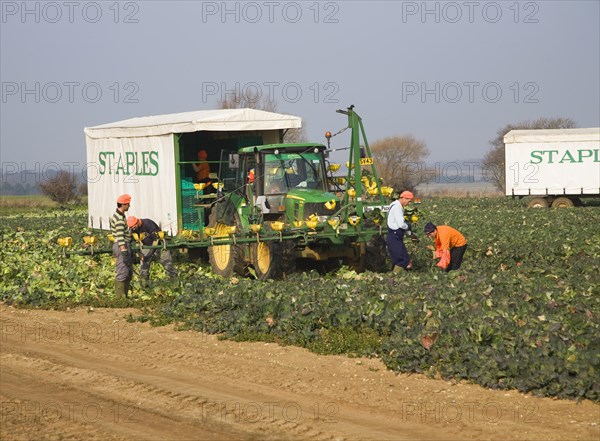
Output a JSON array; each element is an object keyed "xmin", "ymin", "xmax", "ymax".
[{"xmin": 437, "ymin": 250, "xmax": 450, "ymax": 270}]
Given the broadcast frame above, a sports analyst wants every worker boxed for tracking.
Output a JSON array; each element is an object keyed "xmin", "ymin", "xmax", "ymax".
[
  {"xmin": 423, "ymin": 222, "xmax": 468, "ymax": 271},
  {"xmin": 110, "ymin": 194, "xmax": 133, "ymax": 298},
  {"xmin": 386, "ymin": 190, "xmax": 415, "ymax": 271},
  {"xmin": 193, "ymin": 150, "xmax": 210, "ymax": 183},
  {"xmin": 267, "ymin": 179, "xmax": 285, "ymax": 194},
  {"xmin": 127, "ymin": 216, "xmax": 177, "ymax": 284}
]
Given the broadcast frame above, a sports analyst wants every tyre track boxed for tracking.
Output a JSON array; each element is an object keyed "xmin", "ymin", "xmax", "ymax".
[{"xmin": 2, "ymin": 305, "xmax": 598, "ymax": 441}]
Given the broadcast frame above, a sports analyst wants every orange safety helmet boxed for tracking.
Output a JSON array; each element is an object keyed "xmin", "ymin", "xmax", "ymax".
[
  {"xmin": 127, "ymin": 216, "xmax": 141, "ymax": 229},
  {"xmin": 400, "ymin": 191, "xmax": 414, "ymax": 200},
  {"xmin": 117, "ymin": 194, "xmax": 131, "ymax": 204}
]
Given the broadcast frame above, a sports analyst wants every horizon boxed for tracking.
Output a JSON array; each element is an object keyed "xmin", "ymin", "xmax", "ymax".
[{"xmin": 2, "ymin": 1, "xmax": 599, "ymax": 178}]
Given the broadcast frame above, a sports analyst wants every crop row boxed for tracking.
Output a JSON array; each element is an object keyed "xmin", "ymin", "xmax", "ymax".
[{"xmin": 1, "ymin": 198, "xmax": 598, "ymax": 400}]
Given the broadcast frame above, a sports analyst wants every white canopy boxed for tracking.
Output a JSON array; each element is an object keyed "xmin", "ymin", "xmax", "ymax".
[
  {"xmin": 84, "ymin": 108, "xmax": 302, "ymax": 139},
  {"xmin": 504, "ymin": 127, "xmax": 600, "ymax": 144}
]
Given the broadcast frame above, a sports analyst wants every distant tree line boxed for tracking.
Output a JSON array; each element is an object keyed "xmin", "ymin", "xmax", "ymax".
[
  {"xmin": 16, "ymin": 97, "xmax": 573, "ymax": 203},
  {"xmin": 1, "ymin": 172, "xmax": 87, "ymax": 206},
  {"xmin": 0, "ymin": 181, "xmax": 41, "ymax": 196}
]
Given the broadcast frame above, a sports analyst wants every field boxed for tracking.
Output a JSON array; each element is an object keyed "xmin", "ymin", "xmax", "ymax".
[
  {"xmin": 1, "ymin": 197, "xmax": 599, "ymax": 440},
  {"xmin": 0, "ymin": 195, "xmax": 59, "ymax": 215}
]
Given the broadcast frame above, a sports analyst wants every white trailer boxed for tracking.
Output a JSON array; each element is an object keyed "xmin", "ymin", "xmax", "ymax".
[
  {"xmin": 84, "ymin": 108, "xmax": 301, "ymax": 233},
  {"xmin": 504, "ymin": 127, "xmax": 600, "ymax": 207}
]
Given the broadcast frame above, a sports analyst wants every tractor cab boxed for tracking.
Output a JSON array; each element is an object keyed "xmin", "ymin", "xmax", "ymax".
[{"xmin": 228, "ymin": 143, "xmax": 338, "ymax": 223}]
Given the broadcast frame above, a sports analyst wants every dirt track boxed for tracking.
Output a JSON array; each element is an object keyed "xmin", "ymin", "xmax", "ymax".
[{"xmin": 1, "ymin": 304, "xmax": 598, "ymax": 441}]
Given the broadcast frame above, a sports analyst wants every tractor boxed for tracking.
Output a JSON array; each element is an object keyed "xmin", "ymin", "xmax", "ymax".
[{"xmin": 202, "ymin": 105, "xmax": 393, "ymax": 279}]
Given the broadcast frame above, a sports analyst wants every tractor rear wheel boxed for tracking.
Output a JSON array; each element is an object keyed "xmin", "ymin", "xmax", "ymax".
[
  {"xmin": 344, "ymin": 243, "xmax": 366, "ymax": 272},
  {"xmin": 208, "ymin": 209, "xmax": 246, "ymax": 277},
  {"xmin": 318, "ymin": 259, "xmax": 342, "ymax": 275},
  {"xmin": 365, "ymin": 235, "xmax": 389, "ymax": 272}
]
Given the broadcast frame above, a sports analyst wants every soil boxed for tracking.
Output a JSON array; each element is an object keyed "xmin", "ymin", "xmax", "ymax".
[{"xmin": 1, "ymin": 304, "xmax": 598, "ymax": 441}]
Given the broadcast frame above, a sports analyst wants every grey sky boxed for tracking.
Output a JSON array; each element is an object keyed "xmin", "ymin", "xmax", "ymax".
[{"xmin": 1, "ymin": 0, "xmax": 599, "ymax": 174}]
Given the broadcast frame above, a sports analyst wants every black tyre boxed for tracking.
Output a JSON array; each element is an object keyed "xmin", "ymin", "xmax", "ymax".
[
  {"xmin": 317, "ymin": 259, "xmax": 342, "ymax": 275},
  {"xmin": 344, "ymin": 243, "xmax": 366, "ymax": 272},
  {"xmin": 365, "ymin": 235, "xmax": 389, "ymax": 273},
  {"xmin": 251, "ymin": 240, "xmax": 296, "ymax": 280}
]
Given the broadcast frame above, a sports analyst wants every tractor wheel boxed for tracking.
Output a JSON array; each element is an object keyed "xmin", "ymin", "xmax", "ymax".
[
  {"xmin": 551, "ymin": 197, "xmax": 575, "ymax": 208},
  {"xmin": 365, "ymin": 235, "xmax": 389, "ymax": 273},
  {"xmin": 317, "ymin": 259, "xmax": 342, "ymax": 275},
  {"xmin": 207, "ymin": 209, "xmax": 246, "ymax": 277},
  {"xmin": 251, "ymin": 241, "xmax": 296, "ymax": 280},
  {"xmin": 344, "ymin": 243, "xmax": 366, "ymax": 273},
  {"xmin": 527, "ymin": 197, "xmax": 549, "ymax": 208}
]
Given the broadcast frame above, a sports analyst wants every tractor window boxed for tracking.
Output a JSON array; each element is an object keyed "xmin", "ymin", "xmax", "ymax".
[{"xmin": 264, "ymin": 153, "xmax": 326, "ymax": 193}]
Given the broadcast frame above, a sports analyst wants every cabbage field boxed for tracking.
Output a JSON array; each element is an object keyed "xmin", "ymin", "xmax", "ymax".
[{"xmin": 1, "ymin": 197, "xmax": 599, "ymax": 401}]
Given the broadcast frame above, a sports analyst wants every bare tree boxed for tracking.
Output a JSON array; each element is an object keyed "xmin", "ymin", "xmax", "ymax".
[
  {"xmin": 282, "ymin": 121, "xmax": 308, "ymax": 143},
  {"xmin": 217, "ymin": 92, "xmax": 306, "ymax": 143},
  {"xmin": 218, "ymin": 89, "xmax": 278, "ymax": 112},
  {"xmin": 39, "ymin": 171, "xmax": 78, "ymax": 206},
  {"xmin": 78, "ymin": 181, "xmax": 88, "ymax": 198},
  {"xmin": 484, "ymin": 117, "xmax": 577, "ymax": 192},
  {"xmin": 370, "ymin": 135, "xmax": 430, "ymax": 191}
]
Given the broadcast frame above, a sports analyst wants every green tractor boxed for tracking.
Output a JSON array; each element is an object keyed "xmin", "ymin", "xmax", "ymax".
[
  {"xmin": 66, "ymin": 106, "xmax": 398, "ymax": 280},
  {"xmin": 205, "ymin": 105, "xmax": 393, "ymax": 279}
]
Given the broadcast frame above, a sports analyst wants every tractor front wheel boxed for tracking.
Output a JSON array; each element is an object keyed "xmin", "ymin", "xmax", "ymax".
[
  {"xmin": 251, "ymin": 241, "xmax": 296, "ymax": 280},
  {"xmin": 207, "ymin": 209, "xmax": 246, "ymax": 277}
]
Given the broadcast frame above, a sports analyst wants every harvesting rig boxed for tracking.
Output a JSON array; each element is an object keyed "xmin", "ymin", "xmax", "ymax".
[{"xmin": 65, "ymin": 106, "xmax": 401, "ymax": 279}]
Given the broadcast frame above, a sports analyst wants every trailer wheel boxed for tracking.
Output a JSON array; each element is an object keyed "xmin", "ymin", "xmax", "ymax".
[
  {"xmin": 551, "ymin": 197, "xmax": 575, "ymax": 208},
  {"xmin": 251, "ymin": 241, "xmax": 296, "ymax": 280},
  {"xmin": 365, "ymin": 235, "xmax": 389, "ymax": 273},
  {"xmin": 527, "ymin": 197, "xmax": 548, "ymax": 208},
  {"xmin": 208, "ymin": 209, "xmax": 246, "ymax": 277}
]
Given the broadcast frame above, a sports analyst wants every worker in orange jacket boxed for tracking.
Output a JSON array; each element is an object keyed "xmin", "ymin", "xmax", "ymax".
[
  {"xmin": 193, "ymin": 150, "xmax": 211, "ymax": 183},
  {"xmin": 423, "ymin": 222, "xmax": 467, "ymax": 271}
]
